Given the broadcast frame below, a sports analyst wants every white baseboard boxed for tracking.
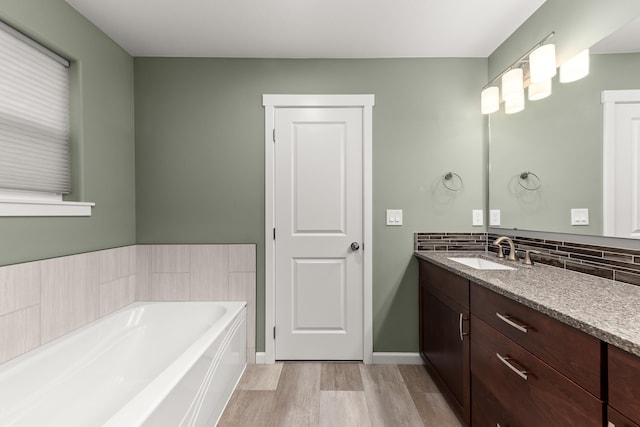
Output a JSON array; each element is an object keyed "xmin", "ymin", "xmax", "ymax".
[
  {"xmin": 372, "ymin": 352, "xmax": 423, "ymax": 365},
  {"xmin": 254, "ymin": 351, "xmax": 422, "ymax": 365}
]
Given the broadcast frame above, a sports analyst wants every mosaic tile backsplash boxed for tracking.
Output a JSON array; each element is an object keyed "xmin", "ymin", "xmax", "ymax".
[
  {"xmin": 414, "ymin": 232, "xmax": 488, "ymax": 252},
  {"xmin": 415, "ymin": 232, "xmax": 640, "ymax": 288}
]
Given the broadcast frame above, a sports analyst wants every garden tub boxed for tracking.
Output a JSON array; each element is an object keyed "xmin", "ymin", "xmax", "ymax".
[{"xmin": 0, "ymin": 301, "xmax": 247, "ymax": 426}]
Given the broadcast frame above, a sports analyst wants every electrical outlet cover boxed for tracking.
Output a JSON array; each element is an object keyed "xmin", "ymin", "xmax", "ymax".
[
  {"xmin": 490, "ymin": 210, "xmax": 501, "ymax": 226},
  {"xmin": 472, "ymin": 209, "xmax": 483, "ymax": 226}
]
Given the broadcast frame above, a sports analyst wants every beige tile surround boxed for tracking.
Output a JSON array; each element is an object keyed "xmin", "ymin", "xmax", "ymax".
[{"xmin": 0, "ymin": 244, "xmax": 256, "ymax": 365}]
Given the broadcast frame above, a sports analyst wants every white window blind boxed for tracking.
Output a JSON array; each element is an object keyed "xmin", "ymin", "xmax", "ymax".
[{"xmin": 0, "ymin": 21, "xmax": 71, "ymax": 194}]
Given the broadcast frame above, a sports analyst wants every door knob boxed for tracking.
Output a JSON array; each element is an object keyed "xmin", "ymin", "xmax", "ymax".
[{"xmin": 350, "ymin": 242, "xmax": 360, "ymax": 251}]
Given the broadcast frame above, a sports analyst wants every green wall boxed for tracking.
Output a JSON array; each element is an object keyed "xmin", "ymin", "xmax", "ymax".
[
  {"xmin": 0, "ymin": 0, "xmax": 136, "ymax": 266},
  {"xmin": 134, "ymin": 58, "xmax": 487, "ymax": 352}
]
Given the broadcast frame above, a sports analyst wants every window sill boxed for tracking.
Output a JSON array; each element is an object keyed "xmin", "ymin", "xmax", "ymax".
[{"xmin": 0, "ymin": 198, "xmax": 95, "ymax": 217}]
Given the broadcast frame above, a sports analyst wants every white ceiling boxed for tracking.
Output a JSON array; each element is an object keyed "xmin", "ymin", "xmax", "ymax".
[
  {"xmin": 65, "ymin": 0, "xmax": 547, "ymax": 58},
  {"xmin": 592, "ymin": 15, "xmax": 640, "ymax": 54}
]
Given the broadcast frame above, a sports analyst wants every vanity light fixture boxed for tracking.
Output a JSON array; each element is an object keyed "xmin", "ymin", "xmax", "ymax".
[
  {"xmin": 560, "ymin": 49, "xmax": 590, "ymax": 83},
  {"xmin": 505, "ymin": 93, "xmax": 525, "ymax": 114},
  {"xmin": 481, "ymin": 86, "xmax": 500, "ymax": 114},
  {"xmin": 502, "ymin": 68, "xmax": 524, "ymax": 101},
  {"xmin": 480, "ymin": 32, "xmax": 555, "ymax": 115},
  {"xmin": 528, "ymin": 78, "xmax": 552, "ymax": 101},
  {"xmin": 529, "ymin": 43, "xmax": 556, "ymax": 83}
]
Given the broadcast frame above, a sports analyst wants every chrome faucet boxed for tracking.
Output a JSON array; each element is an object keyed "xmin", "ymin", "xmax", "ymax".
[{"xmin": 493, "ymin": 236, "xmax": 518, "ymax": 262}]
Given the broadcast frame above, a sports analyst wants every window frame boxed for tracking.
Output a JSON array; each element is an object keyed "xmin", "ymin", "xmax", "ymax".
[{"xmin": 0, "ymin": 21, "xmax": 94, "ymax": 217}]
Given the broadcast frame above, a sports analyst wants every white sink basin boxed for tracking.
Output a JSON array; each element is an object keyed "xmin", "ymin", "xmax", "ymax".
[{"xmin": 448, "ymin": 257, "xmax": 515, "ymax": 271}]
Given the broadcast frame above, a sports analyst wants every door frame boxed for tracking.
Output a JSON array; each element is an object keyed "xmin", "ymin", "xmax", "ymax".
[
  {"xmin": 602, "ymin": 89, "xmax": 640, "ymax": 236},
  {"xmin": 263, "ymin": 94, "xmax": 374, "ymax": 364}
]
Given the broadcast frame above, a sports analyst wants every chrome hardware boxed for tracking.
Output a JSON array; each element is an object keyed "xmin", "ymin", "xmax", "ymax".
[
  {"xmin": 524, "ymin": 249, "xmax": 541, "ymax": 266},
  {"xmin": 459, "ymin": 313, "xmax": 468, "ymax": 341},
  {"xmin": 493, "ymin": 236, "xmax": 518, "ymax": 262},
  {"xmin": 496, "ymin": 353, "xmax": 528, "ymax": 380},
  {"xmin": 496, "ymin": 312, "xmax": 528, "ymax": 333},
  {"xmin": 350, "ymin": 242, "xmax": 360, "ymax": 251}
]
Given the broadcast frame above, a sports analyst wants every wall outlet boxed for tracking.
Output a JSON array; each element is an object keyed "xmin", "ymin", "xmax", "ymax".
[
  {"xmin": 472, "ymin": 209, "xmax": 484, "ymax": 226},
  {"xmin": 490, "ymin": 210, "xmax": 501, "ymax": 226},
  {"xmin": 386, "ymin": 209, "xmax": 403, "ymax": 226},
  {"xmin": 571, "ymin": 208, "xmax": 589, "ymax": 226}
]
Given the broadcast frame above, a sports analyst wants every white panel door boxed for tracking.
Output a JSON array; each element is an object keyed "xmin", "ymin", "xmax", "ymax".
[
  {"xmin": 274, "ymin": 107, "xmax": 363, "ymax": 360},
  {"xmin": 612, "ymin": 102, "xmax": 640, "ymax": 238}
]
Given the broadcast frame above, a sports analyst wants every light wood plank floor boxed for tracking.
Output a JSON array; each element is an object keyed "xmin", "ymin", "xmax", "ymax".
[{"xmin": 218, "ymin": 363, "xmax": 464, "ymax": 427}]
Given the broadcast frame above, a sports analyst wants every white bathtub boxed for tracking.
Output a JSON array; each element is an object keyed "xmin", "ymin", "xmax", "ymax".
[{"xmin": 0, "ymin": 301, "xmax": 247, "ymax": 427}]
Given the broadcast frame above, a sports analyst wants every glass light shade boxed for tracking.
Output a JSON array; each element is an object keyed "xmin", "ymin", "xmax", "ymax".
[
  {"xmin": 560, "ymin": 49, "xmax": 589, "ymax": 83},
  {"xmin": 481, "ymin": 86, "xmax": 499, "ymax": 114},
  {"xmin": 529, "ymin": 44, "xmax": 556, "ymax": 83},
  {"xmin": 502, "ymin": 68, "xmax": 524, "ymax": 101},
  {"xmin": 505, "ymin": 93, "xmax": 525, "ymax": 114},
  {"xmin": 528, "ymin": 79, "xmax": 552, "ymax": 101}
]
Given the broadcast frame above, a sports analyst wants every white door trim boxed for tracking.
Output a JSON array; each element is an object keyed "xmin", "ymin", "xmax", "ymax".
[
  {"xmin": 263, "ymin": 94, "xmax": 374, "ymax": 364},
  {"xmin": 602, "ymin": 90, "xmax": 640, "ymax": 236}
]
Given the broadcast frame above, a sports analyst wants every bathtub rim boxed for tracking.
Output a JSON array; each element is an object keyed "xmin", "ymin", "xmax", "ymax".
[{"xmin": 104, "ymin": 301, "xmax": 247, "ymax": 427}]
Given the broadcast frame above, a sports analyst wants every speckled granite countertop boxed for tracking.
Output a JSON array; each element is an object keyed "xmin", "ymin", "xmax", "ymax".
[{"xmin": 415, "ymin": 251, "xmax": 640, "ymax": 357}]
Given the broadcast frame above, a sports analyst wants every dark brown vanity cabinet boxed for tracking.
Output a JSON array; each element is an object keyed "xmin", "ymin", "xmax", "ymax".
[
  {"xmin": 418, "ymin": 257, "xmax": 607, "ymax": 426},
  {"xmin": 609, "ymin": 345, "xmax": 640, "ymax": 427},
  {"xmin": 418, "ymin": 260, "xmax": 470, "ymax": 425}
]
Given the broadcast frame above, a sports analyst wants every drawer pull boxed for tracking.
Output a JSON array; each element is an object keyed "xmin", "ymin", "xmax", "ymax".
[
  {"xmin": 496, "ymin": 312, "xmax": 528, "ymax": 333},
  {"xmin": 459, "ymin": 313, "xmax": 468, "ymax": 341},
  {"xmin": 496, "ymin": 353, "xmax": 528, "ymax": 380}
]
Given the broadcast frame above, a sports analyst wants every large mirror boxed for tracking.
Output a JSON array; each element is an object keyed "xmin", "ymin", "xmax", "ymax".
[{"xmin": 489, "ymin": 16, "xmax": 640, "ymax": 237}]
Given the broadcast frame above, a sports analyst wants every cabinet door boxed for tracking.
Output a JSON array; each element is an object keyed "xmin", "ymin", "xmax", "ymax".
[
  {"xmin": 609, "ymin": 407, "xmax": 640, "ymax": 427},
  {"xmin": 422, "ymin": 290, "xmax": 470, "ymax": 422},
  {"xmin": 609, "ymin": 345, "xmax": 640, "ymax": 424}
]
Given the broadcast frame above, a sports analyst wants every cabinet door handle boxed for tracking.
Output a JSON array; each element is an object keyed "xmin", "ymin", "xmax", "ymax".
[
  {"xmin": 459, "ymin": 313, "xmax": 468, "ymax": 341},
  {"xmin": 496, "ymin": 312, "xmax": 528, "ymax": 333},
  {"xmin": 496, "ymin": 353, "xmax": 528, "ymax": 380}
]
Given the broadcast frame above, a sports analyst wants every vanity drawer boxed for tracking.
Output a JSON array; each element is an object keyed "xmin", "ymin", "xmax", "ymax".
[
  {"xmin": 471, "ymin": 282, "xmax": 601, "ymax": 397},
  {"xmin": 471, "ymin": 373, "xmax": 521, "ymax": 427},
  {"xmin": 419, "ymin": 261, "xmax": 468, "ymax": 310},
  {"xmin": 471, "ymin": 316, "xmax": 603, "ymax": 427},
  {"xmin": 609, "ymin": 345, "xmax": 640, "ymax": 423}
]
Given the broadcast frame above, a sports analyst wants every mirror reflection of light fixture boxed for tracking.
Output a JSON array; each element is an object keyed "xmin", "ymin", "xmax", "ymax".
[
  {"xmin": 528, "ymin": 79, "xmax": 552, "ymax": 101},
  {"xmin": 505, "ymin": 93, "xmax": 525, "ymax": 114},
  {"xmin": 529, "ymin": 44, "xmax": 556, "ymax": 83},
  {"xmin": 560, "ymin": 49, "xmax": 590, "ymax": 83},
  {"xmin": 480, "ymin": 32, "xmax": 555, "ymax": 115},
  {"xmin": 502, "ymin": 68, "xmax": 524, "ymax": 101},
  {"xmin": 481, "ymin": 86, "xmax": 500, "ymax": 114}
]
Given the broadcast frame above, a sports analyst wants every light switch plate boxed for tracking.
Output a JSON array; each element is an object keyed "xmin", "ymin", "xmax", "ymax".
[
  {"xmin": 386, "ymin": 209, "xmax": 403, "ymax": 226},
  {"xmin": 490, "ymin": 210, "xmax": 501, "ymax": 226},
  {"xmin": 472, "ymin": 209, "xmax": 484, "ymax": 226},
  {"xmin": 571, "ymin": 208, "xmax": 589, "ymax": 226}
]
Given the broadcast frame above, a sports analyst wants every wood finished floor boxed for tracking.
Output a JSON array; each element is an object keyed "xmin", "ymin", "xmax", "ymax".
[{"xmin": 218, "ymin": 363, "xmax": 464, "ymax": 427}]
